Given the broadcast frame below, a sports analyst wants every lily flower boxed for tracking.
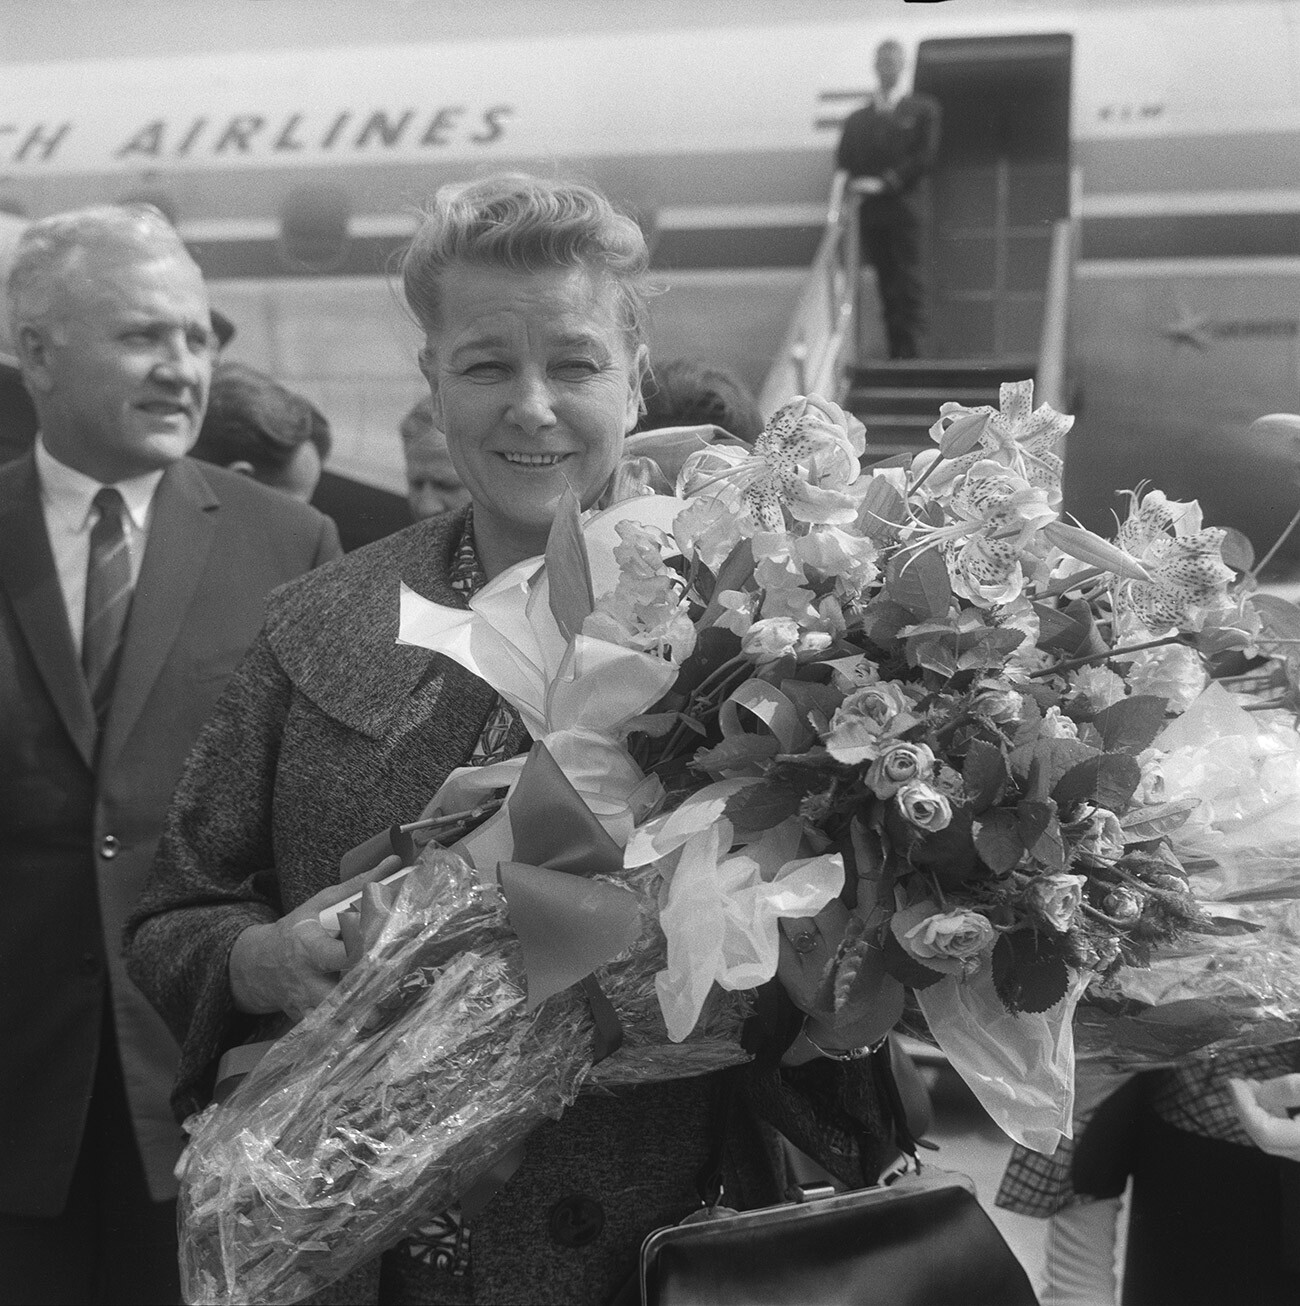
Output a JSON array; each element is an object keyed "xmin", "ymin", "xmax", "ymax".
[
  {"xmin": 1112, "ymin": 489, "xmax": 1235, "ymax": 632},
  {"xmin": 926, "ymin": 379, "xmax": 1071, "ymax": 507},
  {"xmin": 678, "ymin": 395, "xmax": 866, "ymax": 531},
  {"xmin": 902, "ymin": 463, "xmax": 1057, "ymax": 607}
]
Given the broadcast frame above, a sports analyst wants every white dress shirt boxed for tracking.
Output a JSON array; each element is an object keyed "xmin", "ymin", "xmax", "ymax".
[{"xmin": 34, "ymin": 437, "xmax": 164, "ymax": 659}]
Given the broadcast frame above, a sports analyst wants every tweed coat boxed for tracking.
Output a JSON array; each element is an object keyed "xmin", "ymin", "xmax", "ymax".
[
  {"xmin": 127, "ymin": 508, "xmax": 894, "ymax": 1306},
  {"xmin": 0, "ymin": 452, "xmax": 341, "ymax": 1216}
]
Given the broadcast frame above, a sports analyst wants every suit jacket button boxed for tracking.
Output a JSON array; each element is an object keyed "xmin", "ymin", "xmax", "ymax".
[
  {"xmin": 99, "ymin": 834, "xmax": 119, "ymax": 860},
  {"xmin": 80, "ymin": 952, "xmax": 101, "ymax": 977},
  {"xmin": 548, "ymin": 1194, "xmax": 604, "ymax": 1248}
]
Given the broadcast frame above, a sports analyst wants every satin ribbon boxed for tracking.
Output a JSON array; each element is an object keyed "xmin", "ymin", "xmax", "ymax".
[{"xmin": 331, "ymin": 742, "xmax": 640, "ymax": 1059}]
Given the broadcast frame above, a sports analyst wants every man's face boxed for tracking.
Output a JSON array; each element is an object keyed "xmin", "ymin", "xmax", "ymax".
[
  {"xmin": 405, "ymin": 429, "xmax": 471, "ymax": 519},
  {"xmin": 876, "ymin": 42, "xmax": 905, "ymax": 93},
  {"xmin": 31, "ymin": 246, "xmax": 215, "ymax": 482}
]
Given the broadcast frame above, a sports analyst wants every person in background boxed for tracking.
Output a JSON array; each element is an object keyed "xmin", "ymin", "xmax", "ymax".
[
  {"xmin": 635, "ymin": 357, "xmax": 763, "ymax": 445},
  {"xmin": 125, "ymin": 173, "xmax": 901, "ymax": 1306},
  {"xmin": 400, "ymin": 392, "xmax": 471, "ymax": 520},
  {"xmin": 0, "ymin": 204, "xmax": 341, "ymax": 1304},
  {"xmin": 835, "ymin": 38, "xmax": 941, "ymax": 360},
  {"xmin": 190, "ymin": 360, "xmax": 331, "ymax": 502}
]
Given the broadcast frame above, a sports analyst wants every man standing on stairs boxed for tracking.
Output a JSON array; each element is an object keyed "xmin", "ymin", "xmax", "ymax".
[{"xmin": 836, "ymin": 38, "xmax": 942, "ymax": 360}]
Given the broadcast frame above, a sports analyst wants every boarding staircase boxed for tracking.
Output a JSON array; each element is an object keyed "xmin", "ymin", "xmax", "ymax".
[{"xmin": 759, "ymin": 172, "xmax": 1077, "ymax": 458}]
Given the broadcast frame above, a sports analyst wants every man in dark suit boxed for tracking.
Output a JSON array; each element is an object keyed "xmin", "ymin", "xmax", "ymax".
[
  {"xmin": 0, "ymin": 205, "xmax": 341, "ymax": 1303},
  {"xmin": 836, "ymin": 39, "xmax": 942, "ymax": 360}
]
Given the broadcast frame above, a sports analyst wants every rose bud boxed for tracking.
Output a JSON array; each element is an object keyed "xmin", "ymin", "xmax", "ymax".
[
  {"xmin": 866, "ymin": 741, "xmax": 936, "ymax": 798},
  {"xmin": 894, "ymin": 779, "xmax": 952, "ymax": 833}
]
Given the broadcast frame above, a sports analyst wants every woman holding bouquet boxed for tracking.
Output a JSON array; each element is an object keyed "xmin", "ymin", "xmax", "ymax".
[{"xmin": 126, "ymin": 174, "xmax": 903, "ymax": 1305}]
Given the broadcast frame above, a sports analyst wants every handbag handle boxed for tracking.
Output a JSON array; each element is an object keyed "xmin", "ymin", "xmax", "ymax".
[{"xmin": 692, "ymin": 1036, "xmax": 924, "ymax": 1212}]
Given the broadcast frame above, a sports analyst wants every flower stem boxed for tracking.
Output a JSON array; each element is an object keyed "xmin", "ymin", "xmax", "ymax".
[
  {"xmin": 1028, "ymin": 634, "xmax": 1184, "ymax": 679},
  {"xmin": 906, "ymin": 450, "xmax": 946, "ymax": 498},
  {"xmin": 1036, "ymin": 566, "xmax": 1109, "ymax": 601},
  {"xmin": 1250, "ymin": 500, "xmax": 1300, "ymax": 581}
]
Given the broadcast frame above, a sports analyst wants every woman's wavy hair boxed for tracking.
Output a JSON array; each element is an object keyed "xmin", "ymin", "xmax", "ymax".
[{"xmin": 400, "ymin": 173, "xmax": 651, "ymax": 354}]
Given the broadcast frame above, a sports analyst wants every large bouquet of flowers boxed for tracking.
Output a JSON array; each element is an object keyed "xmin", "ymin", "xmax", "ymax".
[{"xmin": 176, "ymin": 381, "xmax": 1300, "ymax": 1304}]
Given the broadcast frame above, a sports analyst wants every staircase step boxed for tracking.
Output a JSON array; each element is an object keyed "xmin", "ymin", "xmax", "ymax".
[
  {"xmin": 847, "ymin": 386, "xmax": 998, "ymax": 418},
  {"xmin": 849, "ymin": 357, "xmax": 1037, "ymax": 392}
]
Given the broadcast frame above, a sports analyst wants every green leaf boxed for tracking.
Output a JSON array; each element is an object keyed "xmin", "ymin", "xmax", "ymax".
[
  {"xmin": 1219, "ymin": 527, "xmax": 1255, "ymax": 574},
  {"xmin": 857, "ymin": 476, "xmax": 909, "ymax": 543},
  {"xmin": 973, "ymin": 808, "xmax": 1024, "ymax": 873},
  {"xmin": 779, "ymin": 678, "xmax": 846, "ymax": 727},
  {"xmin": 699, "ymin": 537, "xmax": 756, "ymax": 624},
  {"xmin": 859, "ymin": 598, "xmax": 917, "ymax": 650},
  {"xmin": 1120, "ymin": 798, "xmax": 1200, "ymax": 840},
  {"xmin": 963, "ymin": 739, "xmax": 1009, "ymax": 812},
  {"xmin": 720, "ymin": 772, "xmax": 804, "ymax": 831},
  {"xmin": 1017, "ymin": 736, "xmax": 1099, "ymax": 792},
  {"xmin": 1034, "ymin": 598, "xmax": 1110, "ymax": 658},
  {"xmin": 672, "ymin": 626, "xmax": 742, "ymax": 699},
  {"xmin": 693, "ymin": 735, "xmax": 779, "ymax": 777},
  {"xmin": 544, "ymin": 482, "xmax": 594, "ymax": 642},
  {"xmin": 1091, "ymin": 695, "xmax": 1170, "ymax": 754},
  {"xmin": 886, "ymin": 547, "xmax": 953, "ymax": 620},
  {"xmin": 938, "ymin": 410, "xmax": 991, "ymax": 459},
  {"xmin": 1018, "ymin": 798, "xmax": 1065, "ymax": 869},
  {"xmin": 991, "ymin": 930, "xmax": 1071, "ymax": 1015},
  {"xmin": 1052, "ymin": 752, "xmax": 1143, "ymax": 810},
  {"xmin": 881, "ymin": 928, "xmax": 949, "ymax": 990},
  {"xmin": 903, "ymin": 806, "xmax": 981, "ymax": 889}
]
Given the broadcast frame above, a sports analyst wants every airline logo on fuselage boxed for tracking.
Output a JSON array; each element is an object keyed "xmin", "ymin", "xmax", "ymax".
[{"xmin": 0, "ymin": 106, "xmax": 513, "ymax": 168}]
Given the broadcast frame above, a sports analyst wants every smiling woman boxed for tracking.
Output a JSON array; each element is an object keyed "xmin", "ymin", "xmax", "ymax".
[
  {"xmin": 126, "ymin": 173, "xmax": 899, "ymax": 1306},
  {"xmin": 403, "ymin": 174, "xmax": 649, "ymax": 578}
]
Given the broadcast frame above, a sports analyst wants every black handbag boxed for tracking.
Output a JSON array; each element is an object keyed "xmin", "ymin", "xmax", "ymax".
[
  {"xmin": 637, "ymin": 1040, "xmax": 1038, "ymax": 1306},
  {"xmin": 639, "ymin": 1167, "xmax": 1039, "ymax": 1306}
]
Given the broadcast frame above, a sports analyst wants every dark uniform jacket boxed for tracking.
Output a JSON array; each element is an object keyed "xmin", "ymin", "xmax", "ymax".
[
  {"xmin": 836, "ymin": 91, "xmax": 942, "ymax": 220},
  {"xmin": 0, "ymin": 453, "xmax": 340, "ymax": 1215}
]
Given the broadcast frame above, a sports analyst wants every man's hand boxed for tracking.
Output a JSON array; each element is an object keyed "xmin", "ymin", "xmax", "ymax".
[
  {"xmin": 850, "ymin": 176, "xmax": 886, "ymax": 196},
  {"xmin": 1229, "ymin": 1074, "xmax": 1300, "ymax": 1162},
  {"xmin": 229, "ymin": 856, "xmax": 402, "ymax": 1021}
]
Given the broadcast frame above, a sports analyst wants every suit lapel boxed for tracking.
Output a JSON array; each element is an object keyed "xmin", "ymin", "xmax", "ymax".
[
  {"xmin": 101, "ymin": 459, "xmax": 217, "ymax": 766},
  {"xmin": 0, "ymin": 454, "xmax": 97, "ymax": 768}
]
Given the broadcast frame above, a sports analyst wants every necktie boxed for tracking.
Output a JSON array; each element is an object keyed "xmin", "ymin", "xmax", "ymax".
[{"xmin": 82, "ymin": 486, "xmax": 134, "ymax": 724}]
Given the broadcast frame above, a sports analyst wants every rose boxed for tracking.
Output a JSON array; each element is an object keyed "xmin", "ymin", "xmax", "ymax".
[
  {"xmin": 894, "ymin": 780, "xmax": 952, "ymax": 833},
  {"xmin": 894, "ymin": 904, "xmax": 996, "ymax": 975},
  {"xmin": 1039, "ymin": 706, "xmax": 1079, "ymax": 740},
  {"xmin": 971, "ymin": 685, "xmax": 1025, "ymax": 723},
  {"xmin": 1069, "ymin": 805, "xmax": 1126, "ymax": 865},
  {"xmin": 1102, "ymin": 887, "xmax": 1143, "ymax": 923},
  {"xmin": 865, "ymin": 742, "xmax": 936, "ymax": 799},
  {"xmin": 933, "ymin": 763, "xmax": 965, "ymax": 802},
  {"xmin": 1126, "ymin": 643, "xmax": 1208, "ymax": 714},
  {"xmin": 741, "ymin": 617, "xmax": 800, "ymax": 664},
  {"xmin": 1028, "ymin": 873, "xmax": 1087, "ymax": 932},
  {"xmin": 825, "ymin": 681, "xmax": 916, "ymax": 765}
]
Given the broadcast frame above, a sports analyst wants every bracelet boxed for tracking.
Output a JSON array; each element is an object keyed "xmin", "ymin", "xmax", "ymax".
[{"xmin": 801, "ymin": 1022, "xmax": 890, "ymax": 1063}]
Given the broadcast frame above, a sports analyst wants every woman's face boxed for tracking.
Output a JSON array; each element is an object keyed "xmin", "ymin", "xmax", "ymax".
[{"xmin": 424, "ymin": 262, "xmax": 644, "ymax": 571}]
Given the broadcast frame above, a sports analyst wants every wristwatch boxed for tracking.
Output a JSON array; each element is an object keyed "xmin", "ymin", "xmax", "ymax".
[{"xmin": 801, "ymin": 1024, "xmax": 890, "ymax": 1063}]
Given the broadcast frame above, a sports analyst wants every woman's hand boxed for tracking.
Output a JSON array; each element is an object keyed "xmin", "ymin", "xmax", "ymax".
[
  {"xmin": 228, "ymin": 857, "xmax": 403, "ymax": 1021},
  {"xmin": 1229, "ymin": 1074, "xmax": 1300, "ymax": 1162}
]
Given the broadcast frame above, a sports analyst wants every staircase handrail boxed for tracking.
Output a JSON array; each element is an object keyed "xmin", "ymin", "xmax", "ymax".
[
  {"xmin": 758, "ymin": 170, "xmax": 859, "ymax": 417},
  {"xmin": 1035, "ymin": 215, "xmax": 1077, "ymax": 413}
]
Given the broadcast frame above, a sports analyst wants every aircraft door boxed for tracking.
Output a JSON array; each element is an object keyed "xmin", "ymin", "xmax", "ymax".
[{"xmin": 914, "ymin": 35, "xmax": 1072, "ymax": 360}]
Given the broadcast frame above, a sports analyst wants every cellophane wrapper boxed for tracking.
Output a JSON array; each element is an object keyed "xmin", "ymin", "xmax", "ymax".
[
  {"xmin": 177, "ymin": 849, "xmax": 750, "ymax": 1306},
  {"xmin": 1076, "ymin": 693, "xmax": 1300, "ymax": 1072}
]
